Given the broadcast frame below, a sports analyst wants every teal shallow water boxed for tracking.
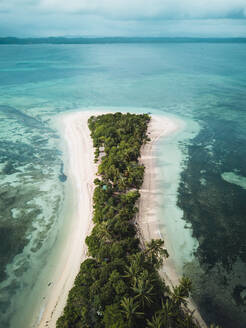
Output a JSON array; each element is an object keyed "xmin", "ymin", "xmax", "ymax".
[{"xmin": 0, "ymin": 43, "xmax": 246, "ymax": 327}]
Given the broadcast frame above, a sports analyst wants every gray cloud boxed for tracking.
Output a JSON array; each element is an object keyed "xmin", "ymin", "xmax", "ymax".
[
  {"xmin": 39, "ymin": 0, "xmax": 246, "ymax": 19},
  {"xmin": 0, "ymin": 0, "xmax": 246, "ymax": 37}
]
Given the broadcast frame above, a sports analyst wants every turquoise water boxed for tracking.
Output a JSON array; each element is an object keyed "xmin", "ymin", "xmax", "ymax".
[{"xmin": 0, "ymin": 43, "xmax": 246, "ymax": 327}]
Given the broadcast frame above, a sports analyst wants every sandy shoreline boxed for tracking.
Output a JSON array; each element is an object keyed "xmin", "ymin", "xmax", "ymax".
[
  {"xmin": 136, "ymin": 115, "xmax": 180, "ymax": 287},
  {"xmin": 37, "ymin": 111, "xmax": 206, "ymax": 328},
  {"xmin": 137, "ymin": 115, "xmax": 207, "ymax": 328},
  {"xmin": 37, "ymin": 112, "xmax": 97, "ymax": 327}
]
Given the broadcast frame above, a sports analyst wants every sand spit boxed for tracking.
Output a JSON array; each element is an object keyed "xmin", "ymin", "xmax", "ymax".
[{"xmin": 38, "ymin": 111, "xmax": 206, "ymax": 328}]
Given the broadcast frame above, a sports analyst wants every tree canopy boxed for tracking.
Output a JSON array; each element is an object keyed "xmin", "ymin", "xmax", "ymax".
[{"xmin": 56, "ymin": 113, "xmax": 214, "ymax": 328}]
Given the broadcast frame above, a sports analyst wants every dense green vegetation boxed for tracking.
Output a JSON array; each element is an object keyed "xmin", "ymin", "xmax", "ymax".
[{"xmin": 56, "ymin": 113, "xmax": 203, "ymax": 328}]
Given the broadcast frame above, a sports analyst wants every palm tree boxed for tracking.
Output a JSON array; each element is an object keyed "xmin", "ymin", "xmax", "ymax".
[
  {"xmin": 176, "ymin": 311, "xmax": 196, "ymax": 328},
  {"xmin": 160, "ymin": 299, "xmax": 176, "ymax": 328},
  {"xmin": 123, "ymin": 262, "xmax": 140, "ymax": 282},
  {"xmin": 146, "ymin": 312, "xmax": 163, "ymax": 328},
  {"xmin": 132, "ymin": 252, "xmax": 144, "ymax": 266},
  {"xmin": 95, "ymin": 222, "xmax": 112, "ymax": 243},
  {"xmin": 171, "ymin": 285, "xmax": 188, "ymax": 306},
  {"xmin": 179, "ymin": 277, "xmax": 192, "ymax": 298},
  {"xmin": 145, "ymin": 239, "xmax": 169, "ymax": 268},
  {"xmin": 118, "ymin": 174, "xmax": 127, "ymax": 191},
  {"xmin": 171, "ymin": 277, "xmax": 192, "ymax": 307},
  {"xmin": 123, "ymin": 253, "xmax": 144, "ymax": 282},
  {"xmin": 132, "ymin": 273, "xmax": 155, "ymax": 308},
  {"xmin": 121, "ymin": 297, "xmax": 143, "ymax": 327}
]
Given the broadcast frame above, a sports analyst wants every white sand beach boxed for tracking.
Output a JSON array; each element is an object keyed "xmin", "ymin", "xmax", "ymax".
[
  {"xmin": 136, "ymin": 114, "xmax": 180, "ymax": 286},
  {"xmin": 37, "ymin": 111, "xmax": 206, "ymax": 328},
  {"xmin": 137, "ymin": 115, "xmax": 207, "ymax": 328},
  {"xmin": 37, "ymin": 111, "xmax": 97, "ymax": 327}
]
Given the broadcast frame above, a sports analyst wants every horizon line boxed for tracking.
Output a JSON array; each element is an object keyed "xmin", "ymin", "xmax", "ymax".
[{"xmin": 1, "ymin": 36, "xmax": 246, "ymax": 45}]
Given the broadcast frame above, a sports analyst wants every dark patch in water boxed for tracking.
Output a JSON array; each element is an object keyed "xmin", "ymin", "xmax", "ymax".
[
  {"xmin": 59, "ymin": 163, "xmax": 67, "ymax": 182},
  {"xmin": 178, "ymin": 117, "xmax": 246, "ymax": 328},
  {"xmin": 0, "ymin": 105, "xmax": 43, "ymax": 130},
  {"xmin": 0, "ymin": 225, "xmax": 27, "ymax": 281},
  {"xmin": 0, "ymin": 184, "xmax": 42, "ymax": 282},
  {"xmin": 59, "ymin": 174, "xmax": 67, "ymax": 182},
  {"xmin": 2, "ymin": 162, "xmax": 15, "ymax": 175},
  {"xmin": 233, "ymin": 285, "xmax": 246, "ymax": 306}
]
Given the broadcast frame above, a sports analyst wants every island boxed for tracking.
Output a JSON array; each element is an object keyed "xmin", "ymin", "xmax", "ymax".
[{"xmin": 38, "ymin": 112, "xmax": 207, "ymax": 328}]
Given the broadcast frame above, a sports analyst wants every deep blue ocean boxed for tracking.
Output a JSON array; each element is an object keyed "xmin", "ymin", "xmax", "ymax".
[{"xmin": 0, "ymin": 42, "xmax": 246, "ymax": 328}]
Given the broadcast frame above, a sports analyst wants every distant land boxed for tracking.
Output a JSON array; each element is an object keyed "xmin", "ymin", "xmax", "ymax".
[{"xmin": 0, "ymin": 37, "xmax": 246, "ymax": 45}]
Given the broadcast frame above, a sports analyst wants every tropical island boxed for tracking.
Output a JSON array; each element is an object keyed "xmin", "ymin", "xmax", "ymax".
[{"xmin": 52, "ymin": 112, "xmax": 208, "ymax": 328}]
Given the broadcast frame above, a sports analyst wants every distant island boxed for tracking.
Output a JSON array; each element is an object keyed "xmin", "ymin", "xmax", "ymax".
[
  {"xmin": 56, "ymin": 113, "xmax": 206, "ymax": 328},
  {"xmin": 0, "ymin": 37, "xmax": 246, "ymax": 45}
]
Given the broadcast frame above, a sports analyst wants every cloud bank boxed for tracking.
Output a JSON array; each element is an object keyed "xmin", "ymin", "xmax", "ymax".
[
  {"xmin": 39, "ymin": 0, "xmax": 246, "ymax": 19},
  {"xmin": 0, "ymin": 0, "xmax": 246, "ymax": 36}
]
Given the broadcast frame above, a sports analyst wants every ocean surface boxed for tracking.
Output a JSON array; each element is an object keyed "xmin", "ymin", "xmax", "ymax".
[{"xmin": 0, "ymin": 42, "xmax": 245, "ymax": 328}]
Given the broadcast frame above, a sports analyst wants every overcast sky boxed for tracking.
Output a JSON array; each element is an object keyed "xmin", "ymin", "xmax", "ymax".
[{"xmin": 0, "ymin": 0, "xmax": 246, "ymax": 37}]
